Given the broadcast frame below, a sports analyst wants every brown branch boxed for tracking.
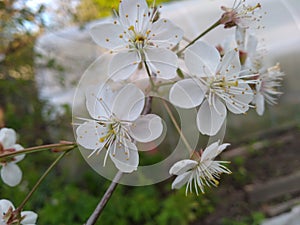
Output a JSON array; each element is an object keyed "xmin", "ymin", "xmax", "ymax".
[{"xmin": 84, "ymin": 171, "xmax": 123, "ymax": 225}]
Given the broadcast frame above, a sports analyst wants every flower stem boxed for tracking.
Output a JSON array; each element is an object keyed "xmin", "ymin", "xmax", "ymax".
[
  {"xmin": 17, "ymin": 148, "xmax": 74, "ymax": 211},
  {"xmin": 0, "ymin": 142, "xmax": 76, "ymax": 160},
  {"xmin": 144, "ymin": 61, "xmax": 157, "ymax": 91},
  {"xmin": 177, "ymin": 19, "xmax": 221, "ymax": 55},
  {"xmin": 162, "ymin": 100, "xmax": 194, "ymax": 154},
  {"xmin": 84, "ymin": 91, "xmax": 153, "ymax": 224},
  {"xmin": 84, "ymin": 171, "xmax": 123, "ymax": 225}
]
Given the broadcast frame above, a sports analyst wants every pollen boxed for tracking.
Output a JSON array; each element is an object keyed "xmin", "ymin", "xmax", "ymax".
[
  {"xmin": 128, "ymin": 25, "xmax": 134, "ymax": 31},
  {"xmin": 119, "ymin": 34, "xmax": 123, "ymax": 38},
  {"xmin": 106, "ymin": 38, "xmax": 110, "ymax": 42}
]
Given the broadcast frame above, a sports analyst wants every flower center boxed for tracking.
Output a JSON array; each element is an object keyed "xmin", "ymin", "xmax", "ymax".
[
  {"xmin": 128, "ymin": 25, "xmax": 151, "ymax": 49},
  {"xmin": 209, "ymin": 77, "xmax": 238, "ymax": 91}
]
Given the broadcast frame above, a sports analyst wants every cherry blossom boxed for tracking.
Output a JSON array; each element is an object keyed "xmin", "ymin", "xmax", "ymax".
[
  {"xmin": 0, "ymin": 199, "xmax": 38, "ymax": 225},
  {"xmin": 76, "ymin": 83, "xmax": 163, "ymax": 173},
  {"xmin": 169, "ymin": 141, "xmax": 231, "ymax": 195},
  {"xmin": 0, "ymin": 128, "xmax": 24, "ymax": 187},
  {"xmin": 220, "ymin": 0, "xmax": 262, "ymax": 30},
  {"xmin": 90, "ymin": 0, "xmax": 183, "ymax": 81},
  {"xmin": 254, "ymin": 63, "xmax": 284, "ymax": 115},
  {"xmin": 234, "ymin": 31, "xmax": 284, "ymax": 115},
  {"xmin": 169, "ymin": 41, "xmax": 255, "ymax": 135}
]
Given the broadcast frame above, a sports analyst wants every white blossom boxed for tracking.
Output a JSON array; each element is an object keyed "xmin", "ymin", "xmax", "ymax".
[
  {"xmin": 234, "ymin": 31, "xmax": 284, "ymax": 115},
  {"xmin": 0, "ymin": 199, "xmax": 38, "ymax": 225},
  {"xmin": 0, "ymin": 128, "xmax": 24, "ymax": 187},
  {"xmin": 90, "ymin": 0, "xmax": 183, "ymax": 81},
  {"xmin": 76, "ymin": 83, "xmax": 163, "ymax": 173},
  {"xmin": 169, "ymin": 41, "xmax": 255, "ymax": 135},
  {"xmin": 169, "ymin": 141, "xmax": 231, "ymax": 195},
  {"xmin": 254, "ymin": 63, "xmax": 284, "ymax": 115},
  {"xmin": 220, "ymin": 0, "xmax": 262, "ymax": 30}
]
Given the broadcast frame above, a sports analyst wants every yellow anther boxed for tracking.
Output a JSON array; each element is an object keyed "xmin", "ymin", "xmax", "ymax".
[{"xmin": 128, "ymin": 25, "xmax": 134, "ymax": 31}]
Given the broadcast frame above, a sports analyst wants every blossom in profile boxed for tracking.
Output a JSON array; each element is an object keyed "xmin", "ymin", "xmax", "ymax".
[
  {"xmin": 169, "ymin": 141, "xmax": 231, "ymax": 195},
  {"xmin": 234, "ymin": 31, "xmax": 284, "ymax": 115},
  {"xmin": 76, "ymin": 83, "xmax": 163, "ymax": 173},
  {"xmin": 220, "ymin": 0, "xmax": 262, "ymax": 30},
  {"xmin": 0, "ymin": 128, "xmax": 24, "ymax": 187},
  {"xmin": 169, "ymin": 41, "xmax": 254, "ymax": 135},
  {"xmin": 0, "ymin": 199, "xmax": 38, "ymax": 225},
  {"xmin": 90, "ymin": 0, "xmax": 183, "ymax": 81},
  {"xmin": 254, "ymin": 63, "xmax": 284, "ymax": 115}
]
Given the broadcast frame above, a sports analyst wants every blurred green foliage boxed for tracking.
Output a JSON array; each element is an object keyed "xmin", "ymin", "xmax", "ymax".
[
  {"xmin": 221, "ymin": 212, "xmax": 265, "ymax": 225},
  {"xmin": 75, "ymin": 0, "xmax": 172, "ymax": 23}
]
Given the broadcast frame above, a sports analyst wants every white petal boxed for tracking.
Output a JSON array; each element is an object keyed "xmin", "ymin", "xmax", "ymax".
[
  {"xmin": 0, "ymin": 128, "xmax": 17, "ymax": 149},
  {"xmin": 90, "ymin": 23, "xmax": 125, "ymax": 50},
  {"xmin": 144, "ymin": 48, "xmax": 178, "ymax": 79},
  {"xmin": 185, "ymin": 41, "xmax": 220, "ymax": 77},
  {"xmin": 0, "ymin": 199, "xmax": 15, "ymax": 214},
  {"xmin": 169, "ymin": 159, "xmax": 198, "ymax": 175},
  {"xmin": 255, "ymin": 92, "xmax": 265, "ymax": 116},
  {"xmin": 13, "ymin": 144, "xmax": 25, "ymax": 163},
  {"xmin": 21, "ymin": 211, "xmax": 38, "ymax": 224},
  {"xmin": 111, "ymin": 84, "xmax": 145, "ymax": 121},
  {"xmin": 226, "ymin": 83, "xmax": 253, "ymax": 114},
  {"xmin": 171, "ymin": 171, "xmax": 192, "ymax": 190},
  {"xmin": 246, "ymin": 34, "xmax": 258, "ymax": 57},
  {"xmin": 1, "ymin": 163, "xmax": 22, "ymax": 187},
  {"xmin": 119, "ymin": 0, "xmax": 148, "ymax": 29},
  {"xmin": 76, "ymin": 121, "xmax": 107, "ymax": 150},
  {"xmin": 109, "ymin": 139, "xmax": 139, "ymax": 173},
  {"xmin": 109, "ymin": 51, "xmax": 140, "ymax": 81},
  {"xmin": 86, "ymin": 84, "xmax": 115, "ymax": 120},
  {"xmin": 218, "ymin": 143, "xmax": 231, "ymax": 152},
  {"xmin": 235, "ymin": 27, "xmax": 246, "ymax": 50},
  {"xmin": 150, "ymin": 19, "xmax": 183, "ymax": 48},
  {"xmin": 197, "ymin": 98, "xmax": 227, "ymax": 136},
  {"xmin": 169, "ymin": 79, "xmax": 205, "ymax": 109},
  {"xmin": 200, "ymin": 141, "xmax": 219, "ymax": 162},
  {"xmin": 217, "ymin": 50, "xmax": 241, "ymax": 79},
  {"xmin": 129, "ymin": 114, "xmax": 163, "ymax": 142},
  {"xmin": 201, "ymin": 141, "xmax": 230, "ymax": 162}
]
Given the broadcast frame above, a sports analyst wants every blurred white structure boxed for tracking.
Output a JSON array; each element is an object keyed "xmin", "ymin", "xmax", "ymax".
[{"xmin": 261, "ymin": 205, "xmax": 300, "ymax": 225}]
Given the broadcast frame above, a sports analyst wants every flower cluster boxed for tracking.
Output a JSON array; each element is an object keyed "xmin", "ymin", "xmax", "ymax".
[{"xmin": 74, "ymin": 0, "xmax": 284, "ymax": 194}]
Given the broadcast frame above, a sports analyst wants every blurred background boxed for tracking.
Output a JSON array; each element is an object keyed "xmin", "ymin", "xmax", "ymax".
[{"xmin": 0, "ymin": 0, "xmax": 299, "ymax": 224}]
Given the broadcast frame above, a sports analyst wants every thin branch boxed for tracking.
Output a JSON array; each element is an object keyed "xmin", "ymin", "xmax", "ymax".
[
  {"xmin": 0, "ymin": 142, "xmax": 76, "ymax": 160},
  {"xmin": 177, "ymin": 19, "xmax": 221, "ymax": 55},
  {"xmin": 17, "ymin": 148, "xmax": 74, "ymax": 211},
  {"xmin": 162, "ymin": 100, "xmax": 194, "ymax": 154},
  {"xmin": 84, "ymin": 171, "xmax": 123, "ymax": 225}
]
